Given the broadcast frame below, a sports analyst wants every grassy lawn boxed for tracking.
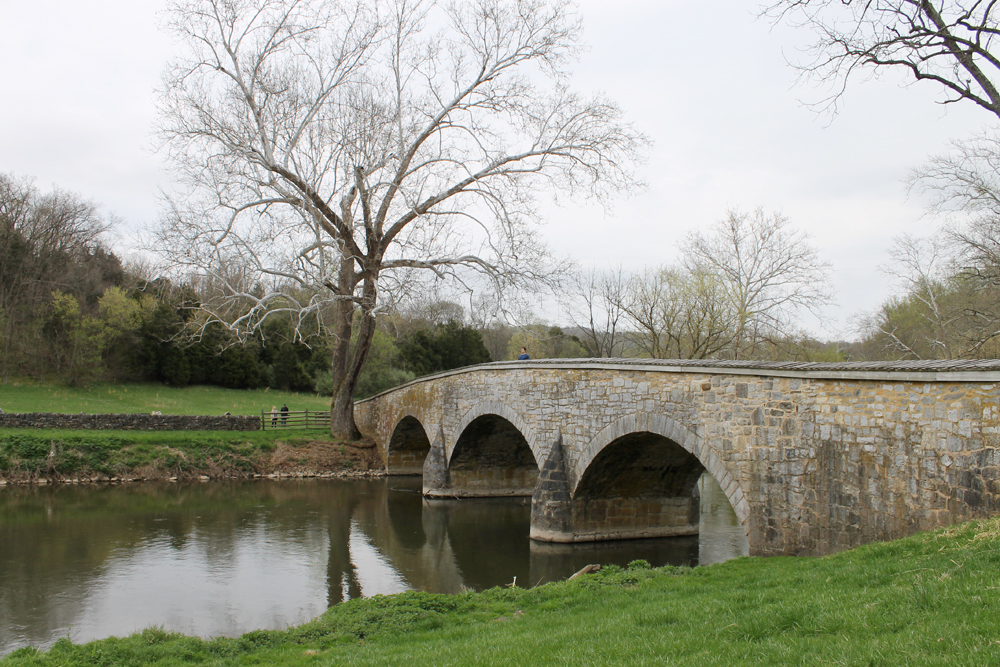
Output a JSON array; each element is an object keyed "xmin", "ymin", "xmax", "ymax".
[
  {"xmin": 0, "ymin": 382, "xmax": 332, "ymax": 416},
  {"xmin": 4, "ymin": 517, "xmax": 1000, "ymax": 665}
]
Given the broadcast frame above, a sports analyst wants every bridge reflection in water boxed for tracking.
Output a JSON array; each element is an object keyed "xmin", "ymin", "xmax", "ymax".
[
  {"xmin": 0, "ymin": 477, "xmax": 746, "ymax": 655},
  {"xmin": 336, "ymin": 474, "xmax": 746, "ymax": 602}
]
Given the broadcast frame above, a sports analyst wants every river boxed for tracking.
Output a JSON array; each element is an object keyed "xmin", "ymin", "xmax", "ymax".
[{"xmin": 0, "ymin": 474, "xmax": 748, "ymax": 655}]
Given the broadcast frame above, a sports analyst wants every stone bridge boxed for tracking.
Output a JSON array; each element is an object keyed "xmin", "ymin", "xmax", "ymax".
[{"xmin": 354, "ymin": 359, "xmax": 1000, "ymax": 556}]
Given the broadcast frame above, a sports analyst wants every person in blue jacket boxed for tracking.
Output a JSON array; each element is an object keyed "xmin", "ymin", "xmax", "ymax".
[{"xmin": 517, "ymin": 347, "xmax": 530, "ymax": 360}]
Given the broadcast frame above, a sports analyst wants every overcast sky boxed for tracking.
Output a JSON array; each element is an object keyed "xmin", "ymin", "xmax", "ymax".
[{"xmin": 0, "ymin": 0, "xmax": 991, "ymax": 340}]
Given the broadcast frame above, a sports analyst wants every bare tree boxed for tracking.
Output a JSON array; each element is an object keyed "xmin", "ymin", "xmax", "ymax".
[
  {"xmin": 910, "ymin": 135, "xmax": 1000, "ymax": 350},
  {"xmin": 679, "ymin": 208, "xmax": 833, "ymax": 359},
  {"xmin": 564, "ymin": 266, "xmax": 628, "ymax": 357},
  {"xmin": 914, "ymin": 132, "xmax": 1000, "ymax": 281},
  {"xmin": 672, "ymin": 265, "xmax": 739, "ymax": 359},
  {"xmin": 154, "ymin": 0, "xmax": 647, "ymax": 438},
  {"xmin": 766, "ymin": 1, "xmax": 1000, "ymax": 120},
  {"xmin": 857, "ymin": 234, "xmax": 967, "ymax": 359},
  {"xmin": 620, "ymin": 265, "xmax": 734, "ymax": 360}
]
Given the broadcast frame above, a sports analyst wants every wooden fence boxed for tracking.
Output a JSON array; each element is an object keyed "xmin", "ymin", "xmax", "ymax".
[{"xmin": 261, "ymin": 409, "xmax": 331, "ymax": 431}]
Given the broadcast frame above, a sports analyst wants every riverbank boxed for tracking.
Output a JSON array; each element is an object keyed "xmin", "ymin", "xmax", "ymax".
[
  {"xmin": 3, "ymin": 515, "xmax": 999, "ymax": 665},
  {"xmin": 0, "ymin": 429, "xmax": 383, "ymax": 484}
]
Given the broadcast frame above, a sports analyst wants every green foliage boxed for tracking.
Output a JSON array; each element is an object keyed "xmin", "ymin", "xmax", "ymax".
[
  {"xmin": 0, "ymin": 174, "xmax": 123, "ymax": 383},
  {"xmin": 266, "ymin": 341, "xmax": 315, "ymax": 392},
  {"xmin": 507, "ymin": 325, "xmax": 588, "ymax": 360},
  {"xmin": 351, "ymin": 330, "xmax": 415, "ymax": 398},
  {"xmin": 785, "ymin": 338, "xmax": 848, "ymax": 362},
  {"xmin": 45, "ymin": 291, "xmax": 106, "ymax": 384},
  {"xmin": 0, "ymin": 429, "xmax": 305, "ymax": 479},
  {"xmin": 398, "ymin": 320, "xmax": 491, "ymax": 376},
  {"xmin": 856, "ymin": 236, "xmax": 1000, "ymax": 361},
  {"xmin": 257, "ymin": 319, "xmax": 331, "ymax": 393},
  {"xmin": 157, "ymin": 346, "xmax": 191, "ymax": 386},
  {"xmin": 215, "ymin": 345, "xmax": 264, "ymax": 389}
]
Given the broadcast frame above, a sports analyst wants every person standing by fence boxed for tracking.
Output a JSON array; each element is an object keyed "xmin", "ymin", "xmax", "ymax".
[
  {"xmin": 280, "ymin": 403, "xmax": 289, "ymax": 426},
  {"xmin": 270, "ymin": 406, "xmax": 278, "ymax": 427}
]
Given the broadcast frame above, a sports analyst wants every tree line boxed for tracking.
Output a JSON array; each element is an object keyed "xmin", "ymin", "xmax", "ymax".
[
  {"xmin": 0, "ymin": 172, "xmax": 498, "ymax": 396},
  {"xmin": 8, "ymin": 162, "xmax": 1000, "ymax": 405}
]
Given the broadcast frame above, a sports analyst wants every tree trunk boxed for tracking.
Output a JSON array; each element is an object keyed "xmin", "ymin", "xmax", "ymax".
[
  {"xmin": 330, "ymin": 384, "xmax": 359, "ymax": 441},
  {"xmin": 329, "ymin": 251, "xmax": 359, "ymax": 440},
  {"xmin": 329, "ymin": 261, "xmax": 380, "ymax": 442}
]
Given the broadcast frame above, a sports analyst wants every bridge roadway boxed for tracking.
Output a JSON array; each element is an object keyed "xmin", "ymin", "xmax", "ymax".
[{"xmin": 354, "ymin": 358, "xmax": 1000, "ymax": 556}]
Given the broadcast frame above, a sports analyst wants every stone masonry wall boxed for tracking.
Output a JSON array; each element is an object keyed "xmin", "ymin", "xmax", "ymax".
[
  {"xmin": 355, "ymin": 360, "xmax": 1000, "ymax": 556},
  {"xmin": 0, "ymin": 412, "xmax": 262, "ymax": 431},
  {"xmin": 569, "ymin": 496, "xmax": 699, "ymax": 541},
  {"xmin": 447, "ymin": 467, "xmax": 538, "ymax": 497},
  {"xmin": 386, "ymin": 449, "xmax": 427, "ymax": 475}
]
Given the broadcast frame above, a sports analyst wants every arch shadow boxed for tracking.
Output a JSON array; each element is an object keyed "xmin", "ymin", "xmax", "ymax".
[
  {"xmin": 574, "ymin": 413, "xmax": 750, "ymax": 531},
  {"xmin": 446, "ymin": 402, "xmax": 539, "ymax": 497},
  {"xmin": 387, "ymin": 415, "xmax": 432, "ymax": 475},
  {"xmin": 450, "ymin": 401, "xmax": 539, "ymax": 464}
]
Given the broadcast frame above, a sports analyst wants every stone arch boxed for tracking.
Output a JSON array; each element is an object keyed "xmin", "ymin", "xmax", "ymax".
[
  {"xmin": 386, "ymin": 413, "xmax": 432, "ymax": 475},
  {"xmin": 573, "ymin": 412, "xmax": 750, "ymax": 528},
  {"xmin": 445, "ymin": 401, "xmax": 539, "ymax": 497},
  {"xmin": 450, "ymin": 400, "xmax": 539, "ymax": 465}
]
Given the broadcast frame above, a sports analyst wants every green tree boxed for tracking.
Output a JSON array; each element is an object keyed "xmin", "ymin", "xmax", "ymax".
[
  {"xmin": 0, "ymin": 173, "xmax": 116, "ymax": 382},
  {"xmin": 350, "ymin": 330, "xmax": 414, "ymax": 399},
  {"xmin": 507, "ymin": 325, "xmax": 587, "ymax": 360},
  {"xmin": 399, "ymin": 321, "xmax": 491, "ymax": 376},
  {"xmin": 620, "ymin": 266, "xmax": 735, "ymax": 360},
  {"xmin": 45, "ymin": 291, "xmax": 105, "ymax": 384}
]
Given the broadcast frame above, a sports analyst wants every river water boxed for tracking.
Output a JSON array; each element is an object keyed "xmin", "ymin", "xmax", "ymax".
[{"xmin": 0, "ymin": 474, "xmax": 748, "ymax": 655}]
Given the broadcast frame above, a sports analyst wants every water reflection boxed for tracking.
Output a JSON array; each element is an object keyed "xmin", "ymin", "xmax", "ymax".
[{"xmin": 0, "ymin": 474, "xmax": 747, "ymax": 655}]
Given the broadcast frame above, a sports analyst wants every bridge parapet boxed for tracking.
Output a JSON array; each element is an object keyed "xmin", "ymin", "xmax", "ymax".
[{"xmin": 355, "ymin": 359, "xmax": 1000, "ymax": 556}]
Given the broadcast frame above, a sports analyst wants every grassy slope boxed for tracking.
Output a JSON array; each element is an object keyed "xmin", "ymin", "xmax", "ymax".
[
  {"xmin": 0, "ymin": 382, "xmax": 332, "ymax": 416},
  {"xmin": 0, "ymin": 430, "xmax": 271, "ymax": 480},
  {"xmin": 4, "ymin": 517, "xmax": 1000, "ymax": 666},
  {"xmin": 0, "ymin": 429, "xmax": 382, "ymax": 481}
]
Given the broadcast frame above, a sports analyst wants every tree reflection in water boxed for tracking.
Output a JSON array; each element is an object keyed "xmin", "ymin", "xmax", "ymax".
[{"xmin": 0, "ymin": 474, "xmax": 746, "ymax": 656}]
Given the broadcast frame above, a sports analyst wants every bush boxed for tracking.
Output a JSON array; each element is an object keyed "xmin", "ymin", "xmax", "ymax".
[{"xmin": 398, "ymin": 321, "xmax": 490, "ymax": 377}]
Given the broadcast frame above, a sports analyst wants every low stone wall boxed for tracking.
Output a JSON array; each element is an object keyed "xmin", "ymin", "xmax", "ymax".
[{"xmin": 0, "ymin": 412, "xmax": 262, "ymax": 431}]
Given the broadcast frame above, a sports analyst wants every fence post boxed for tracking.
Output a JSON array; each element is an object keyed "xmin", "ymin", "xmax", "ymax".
[{"xmin": 305, "ymin": 409, "xmax": 309, "ymax": 428}]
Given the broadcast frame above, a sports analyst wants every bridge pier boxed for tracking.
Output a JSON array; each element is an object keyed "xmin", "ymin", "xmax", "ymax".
[
  {"xmin": 529, "ymin": 434, "xmax": 572, "ymax": 540},
  {"xmin": 422, "ymin": 426, "xmax": 449, "ymax": 496}
]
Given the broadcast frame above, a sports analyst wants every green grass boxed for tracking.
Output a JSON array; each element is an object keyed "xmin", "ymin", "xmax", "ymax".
[
  {"xmin": 0, "ymin": 382, "xmax": 332, "ymax": 417},
  {"xmin": 5, "ymin": 517, "xmax": 1000, "ymax": 665},
  {"xmin": 0, "ymin": 429, "xmax": 331, "ymax": 480},
  {"xmin": 1, "ymin": 431, "xmax": 271, "ymax": 479}
]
